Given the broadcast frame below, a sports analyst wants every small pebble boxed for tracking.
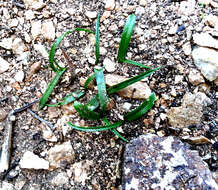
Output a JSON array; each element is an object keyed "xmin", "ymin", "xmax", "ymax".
[
  {"xmin": 103, "ymin": 58, "xmax": 116, "ymax": 72},
  {"xmin": 0, "ymin": 57, "xmax": 10, "ymax": 74},
  {"xmin": 14, "ymin": 70, "xmax": 25, "ymax": 82},
  {"xmin": 85, "ymin": 11, "xmax": 97, "ymax": 19}
]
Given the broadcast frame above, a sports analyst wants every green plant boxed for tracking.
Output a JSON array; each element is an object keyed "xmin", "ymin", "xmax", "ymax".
[{"xmin": 39, "ymin": 14, "xmax": 160, "ymax": 142}]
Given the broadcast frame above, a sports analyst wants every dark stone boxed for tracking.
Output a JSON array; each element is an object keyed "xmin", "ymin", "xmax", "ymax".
[{"xmin": 122, "ymin": 134, "xmax": 218, "ymax": 190}]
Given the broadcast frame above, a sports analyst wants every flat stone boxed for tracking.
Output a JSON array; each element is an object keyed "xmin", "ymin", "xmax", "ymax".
[
  {"xmin": 188, "ymin": 68, "xmax": 205, "ymax": 85},
  {"xmin": 167, "ymin": 92, "xmax": 210, "ymax": 128},
  {"xmin": 0, "ymin": 108, "xmax": 7, "ymax": 122},
  {"xmin": 47, "ymin": 141, "xmax": 74, "ymax": 170},
  {"xmin": 20, "ymin": 151, "xmax": 49, "ymax": 169},
  {"xmin": 104, "ymin": 0, "xmax": 115, "ymax": 11},
  {"xmin": 193, "ymin": 33, "xmax": 218, "ymax": 49},
  {"xmin": 0, "ymin": 57, "xmax": 10, "ymax": 74},
  {"xmin": 51, "ymin": 172, "xmax": 69, "ymax": 186},
  {"xmin": 31, "ymin": 20, "xmax": 41, "ymax": 40},
  {"xmin": 105, "ymin": 74, "xmax": 151, "ymax": 99},
  {"xmin": 122, "ymin": 134, "xmax": 218, "ymax": 190},
  {"xmin": 41, "ymin": 20, "xmax": 55, "ymax": 41},
  {"xmin": 103, "ymin": 58, "xmax": 116, "ymax": 72},
  {"xmin": 192, "ymin": 46, "xmax": 218, "ymax": 81}
]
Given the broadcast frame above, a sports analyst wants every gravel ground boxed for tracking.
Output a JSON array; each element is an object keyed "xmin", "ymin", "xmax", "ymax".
[{"xmin": 0, "ymin": 0, "xmax": 217, "ymax": 189}]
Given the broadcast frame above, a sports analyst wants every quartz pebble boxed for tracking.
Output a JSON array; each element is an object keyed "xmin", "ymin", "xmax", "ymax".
[
  {"xmin": 0, "ymin": 57, "xmax": 10, "ymax": 74},
  {"xmin": 14, "ymin": 70, "xmax": 25, "ymax": 82},
  {"xmin": 12, "ymin": 38, "xmax": 27, "ymax": 55},
  {"xmin": 31, "ymin": 20, "xmax": 41, "ymax": 40},
  {"xmin": 103, "ymin": 58, "xmax": 116, "ymax": 72},
  {"xmin": 104, "ymin": 0, "xmax": 115, "ymax": 11},
  {"xmin": 34, "ymin": 43, "xmax": 49, "ymax": 58},
  {"xmin": 20, "ymin": 151, "xmax": 49, "ymax": 169},
  {"xmin": 23, "ymin": 0, "xmax": 46, "ymax": 10},
  {"xmin": 182, "ymin": 42, "xmax": 192, "ymax": 55},
  {"xmin": 192, "ymin": 46, "xmax": 218, "ymax": 81},
  {"xmin": 188, "ymin": 68, "xmax": 205, "ymax": 85},
  {"xmin": 85, "ymin": 11, "xmax": 97, "ymax": 19},
  {"xmin": 0, "ymin": 38, "xmax": 13, "ymax": 50},
  {"xmin": 41, "ymin": 20, "xmax": 56, "ymax": 41},
  {"xmin": 51, "ymin": 172, "xmax": 69, "ymax": 186}
]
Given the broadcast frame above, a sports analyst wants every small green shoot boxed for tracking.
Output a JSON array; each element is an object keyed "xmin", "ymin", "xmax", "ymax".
[
  {"xmin": 39, "ymin": 69, "xmax": 66, "ymax": 110},
  {"xmin": 117, "ymin": 14, "xmax": 135, "ymax": 63},
  {"xmin": 39, "ymin": 13, "xmax": 160, "ymax": 142},
  {"xmin": 95, "ymin": 67, "xmax": 107, "ymax": 113},
  {"xmin": 84, "ymin": 73, "xmax": 96, "ymax": 90},
  {"xmin": 95, "ymin": 13, "xmax": 100, "ymax": 64}
]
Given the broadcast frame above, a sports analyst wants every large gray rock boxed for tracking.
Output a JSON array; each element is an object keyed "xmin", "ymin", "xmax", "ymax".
[
  {"xmin": 122, "ymin": 134, "xmax": 218, "ymax": 190},
  {"xmin": 192, "ymin": 46, "xmax": 218, "ymax": 81}
]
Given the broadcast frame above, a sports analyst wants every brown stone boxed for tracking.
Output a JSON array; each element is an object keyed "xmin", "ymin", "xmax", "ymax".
[{"xmin": 105, "ymin": 74, "xmax": 151, "ymax": 100}]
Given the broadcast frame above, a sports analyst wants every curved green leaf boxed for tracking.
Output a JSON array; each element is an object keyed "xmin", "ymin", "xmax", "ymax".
[
  {"xmin": 108, "ymin": 67, "xmax": 161, "ymax": 95},
  {"xmin": 117, "ymin": 14, "xmax": 135, "ymax": 63},
  {"xmin": 49, "ymin": 30, "xmax": 73, "ymax": 72},
  {"xmin": 103, "ymin": 117, "xmax": 128, "ymax": 142},
  {"xmin": 124, "ymin": 59, "xmax": 151, "ymax": 69},
  {"xmin": 124, "ymin": 93, "xmax": 156, "ymax": 121},
  {"xmin": 74, "ymin": 28, "xmax": 95, "ymax": 34},
  {"xmin": 74, "ymin": 101, "xmax": 100, "ymax": 120},
  {"xmin": 39, "ymin": 69, "xmax": 66, "ymax": 110},
  {"xmin": 95, "ymin": 13, "xmax": 100, "ymax": 64},
  {"xmin": 46, "ymin": 90, "xmax": 84, "ymax": 107},
  {"xmin": 49, "ymin": 28, "xmax": 94, "ymax": 72},
  {"xmin": 84, "ymin": 73, "xmax": 96, "ymax": 89},
  {"xmin": 67, "ymin": 120, "xmax": 123, "ymax": 132},
  {"xmin": 95, "ymin": 68, "xmax": 107, "ymax": 113}
]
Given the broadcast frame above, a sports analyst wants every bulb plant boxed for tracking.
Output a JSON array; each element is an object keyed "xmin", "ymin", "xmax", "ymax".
[{"xmin": 39, "ymin": 13, "xmax": 160, "ymax": 142}]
